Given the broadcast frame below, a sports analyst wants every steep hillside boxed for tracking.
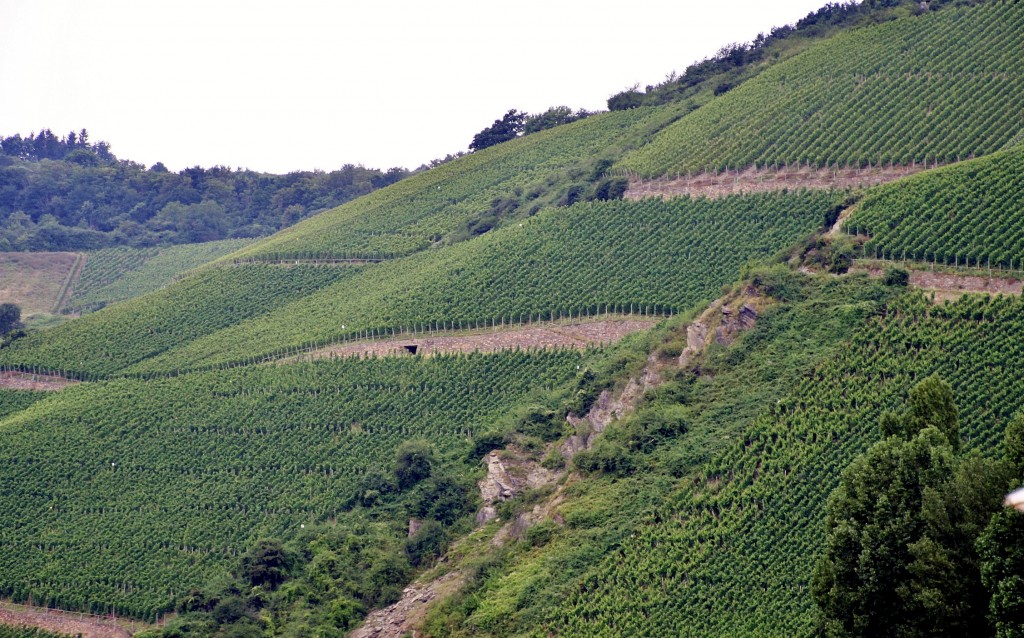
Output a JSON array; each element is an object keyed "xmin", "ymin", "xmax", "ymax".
[
  {"xmin": 422, "ymin": 276, "xmax": 1024, "ymax": 637},
  {"xmin": 0, "ymin": 265, "xmax": 354, "ymax": 377},
  {"xmin": 621, "ymin": 1, "xmax": 1024, "ymax": 176}
]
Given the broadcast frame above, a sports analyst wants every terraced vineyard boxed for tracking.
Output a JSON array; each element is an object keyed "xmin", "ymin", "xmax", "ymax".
[
  {"xmin": 227, "ymin": 104, "xmax": 688, "ymax": 261},
  {"xmin": 845, "ymin": 146, "xmax": 1024, "ymax": 268},
  {"xmin": 620, "ymin": 1, "xmax": 1024, "ymax": 177},
  {"xmin": 0, "ymin": 350, "xmax": 581, "ymax": 620},
  {"xmin": 67, "ymin": 239, "xmax": 255, "ymax": 313},
  {"xmin": 125, "ymin": 190, "xmax": 837, "ymax": 376},
  {"xmin": 0, "ymin": 265, "xmax": 355, "ymax": 378}
]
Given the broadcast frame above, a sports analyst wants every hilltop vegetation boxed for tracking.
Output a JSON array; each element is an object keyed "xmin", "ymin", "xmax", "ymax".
[
  {"xmin": 621, "ymin": 1, "xmax": 1024, "ymax": 176},
  {"xmin": 0, "ymin": 131, "xmax": 405, "ymax": 251}
]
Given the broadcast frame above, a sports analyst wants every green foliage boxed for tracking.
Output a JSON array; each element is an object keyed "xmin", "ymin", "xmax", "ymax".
[
  {"xmin": 240, "ymin": 540, "xmax": 293, "ymax": 590},
  {"xmin": 0, "ymin": 131, "xmax": 401, "ymax": 251},
  {"xmin": 979, "ymin": 509, "xmax": 1024, "ymax": 638},
  {"xmin": 120, "ymin": 190, "xmax": 833, "ymax": 377},
  {"xmin": 0, "ymin": 389, "xmax": 47, "ymax": 420},
  {"xmin": 394, "ymin": 440, "xmax": 436, "ymax": 490},
  {"xmin": 621, "ymin": 2, "xmax": 1024, "ymax": 176},
  {"xmin": 0, "ymin": 302, "xmax": 23, "ymax": 337},
  {"xmin": 847, "ymin": 147, "xmax": 1024, "ymax": 269},
  {"xmin": 444, "ymin": 282, "xmax": 1024, "ymax": 637},
  {"xmin": 67, "ymin": 239, "xmax": 256, "ymax": 313},
  {"xmin": 813, "ymin": 379, "xmax": 1003, "ymax": 637},
  {"xmin": 470, "ymin": 110, "xmax": 527, "ymax": 151},
  {"xmin": 0, "ymin": 627, "xmax": 77, "ymax": 638},
  {"xmin": 0, "ymin": 349, "xmax": 580, "ymax": 618},
  {"xmin": 883, "ymin": 266, "xmax": 910, "ymax": 286}
]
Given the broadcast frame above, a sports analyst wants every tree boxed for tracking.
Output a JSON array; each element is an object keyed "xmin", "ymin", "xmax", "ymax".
[
  {"xmin": 394, "ymin": 440, "xmax": 435, "ymax": 490},
  {"xmin": 0, "ymin": 303, "xmax": 23, "ymax": 337},
  {"xmin": 240, "ymin": 539, "xmax": 292, "ymax": 589},
  {"xmin": 469, "ymin": 109, "xmax": 526, "ymax": 151},
  {"xmin": 813, "ymin": 377, "xmax": 1003, "ymax": 637},
  {"xmin": 979, "ymin": 509, "xmax": 1024, "ymax": 638}
]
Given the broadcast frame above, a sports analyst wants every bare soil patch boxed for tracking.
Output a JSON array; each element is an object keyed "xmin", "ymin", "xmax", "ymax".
[
  {"xmin": 0, "ymin": 371, "xmax": 77, "ymax": 392},
  {"xmin": 299, "ymin": 319, "xmax": 657, "ymax": 361},
  {"xmin": 860, "ymin": 264, "xmax": 1023, "ymax": 300},
  {"xmin": 0, "ymin": 604, "xmax": 134, "ymax": 638},
  {"xmin": 0, "ymin": 252, "xmax": 81, "ymax": 316},
  {"xmin": 625, "ymin": 165, "xmax": 930, "ymax": 200}
]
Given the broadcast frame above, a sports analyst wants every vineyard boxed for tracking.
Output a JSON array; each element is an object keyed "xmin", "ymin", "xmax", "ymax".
[
  {"xmin": 619, "ymin": 1, "xmax": 1024, "ymax": 177},
  {"xmin": 66, "ymin": 239, "xmax": 255, "ymax": 313},
  {"xmin": 844, "ymin": 146, "xmax": 1024, "ymax": 269},
  {"xmin": 120, "ymin": 190, "xmax": 836, "ymax": 376},
  {"xmin": 0, "ymin": 626, "xmax": 75, "ymax": 638},
  {"xmin": 226, "ymin": 104, "xmax": 689, "ymax": 262},
  {"xmin": 0, "ymin": 265, "xmax": 355, "ymax": 377},
  {"xmin": 0, "ymin": 349, "xmax": 582, "ymax": 620},
  {"xmin": 441, "ymin": 278, "xmax": 1024, "ymax": 637},
  {"xmin": 0, "ymin": 389, "xmax": 46, "ymax": 420}
]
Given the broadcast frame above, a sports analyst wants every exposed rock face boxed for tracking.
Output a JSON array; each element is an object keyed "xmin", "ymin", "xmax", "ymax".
[
  {"xmin": 716, "ymin": 304, "xmax": 758, "ymax": 345},
  {"xmin": 475, "ymin": 450, "xmax": 558, "ymax": 524}
]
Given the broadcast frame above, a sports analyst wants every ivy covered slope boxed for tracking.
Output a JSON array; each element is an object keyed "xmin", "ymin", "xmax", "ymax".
[
  {"xmin": 0, "ymin": 349, "xmax": 581, "ymax": 620},
  {"xmin": 844, "ymin": 144, "xmax": 1024, "ymax": 268},
  {"xmin": 429, "ymin": 274, "xmax": 1024, "ymax": 638},
  {"xmin": 226, "ymin": 105, "xmax": 687, "ymax": 261},
  {"xmin": 620, "ymin": 0, "xmax": 1024, "ymax": 177},
  {"xmin": 67, "ymin": 238, "xmax": 256, "ymax": 313},
  {"xmin": 0, "ymin": 265, "xmax": 355, "ymax": 377},
  {"xmin": 128, "ymin": 190, "xmax": 837, "ymax": 376}
]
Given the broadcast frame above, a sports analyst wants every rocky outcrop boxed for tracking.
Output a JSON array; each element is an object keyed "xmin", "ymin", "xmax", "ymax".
[{"xmin": 476, "ymin": 449, "xmax": 559, "ymax": 524}]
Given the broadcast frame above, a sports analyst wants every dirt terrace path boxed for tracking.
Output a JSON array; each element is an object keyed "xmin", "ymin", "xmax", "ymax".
[
  {"xmin": 859, "ymin": 264, "xmax": 1023, "ymax": 301},
  {"xmin": 0, "ymin": 604, "xmax": 133, "ymax": 638},
  {"xmin": 298, "ymin": 319, "xmax": 658, "ymax": 361},
  {"xmin": 625, "ymin": 164, "xmax": 932, "ymax": 200},
  {"xmin": 0, "ymin": 371, "xmax": 77, "ymax": 392}
]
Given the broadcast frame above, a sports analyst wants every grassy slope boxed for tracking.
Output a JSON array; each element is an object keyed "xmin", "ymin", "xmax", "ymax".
[
  {"xmin": 68, "ymin": 239, "xmax": 256, "ymax": 312},
  {"xmin": 0, "ymin": 252, "xmax": 79, "ymax": 316},
  {"xmin": 0, "ymin": 350, "xmax": 582, "ymax": 619},
  {"xmin": 620, "ymin": 1, "xmax": 1024, "ymax": 177},
  {"xmin": 845, "ymin": 145, "xmax": 1024, "ymax": 268}
]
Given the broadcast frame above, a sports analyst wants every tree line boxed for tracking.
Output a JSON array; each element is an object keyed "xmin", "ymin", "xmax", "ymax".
[{"xmin": 0, "ymin": 129, "xmax": 410, "ymax": 251}]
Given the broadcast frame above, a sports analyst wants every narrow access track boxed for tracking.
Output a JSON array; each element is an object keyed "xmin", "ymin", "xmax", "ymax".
[
  {"xmin": 625, "ymin": 164, "xmax": 933, "ymax": 200},
  {"xmin": 292, "ymin": 318, "xmax": 658, "ymax": 362}
]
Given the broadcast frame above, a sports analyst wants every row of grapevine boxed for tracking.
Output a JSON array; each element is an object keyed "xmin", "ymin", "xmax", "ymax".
[
  {"xmin": 0, "ymin": 349, "xmax": 582, "ymax": 620},
  {"xmin": 845, "ymin": 146, "xmax": 1024, "ymax": 269},
  {"xmin": 621, "ymin": 1, "xmax": 1024, "ymax": 177},
  {"xmin": 121, "ymin": 190, "xmax": 835, "ymax": 377},
  {"xmin": 66, "ymin": 239, "xmax": 256, "ymax": 313}
]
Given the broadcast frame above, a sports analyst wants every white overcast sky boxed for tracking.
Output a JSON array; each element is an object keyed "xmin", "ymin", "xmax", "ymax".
[{"xmin": 0, "ymin": 0, "xmax": 829, "ymax": 174}]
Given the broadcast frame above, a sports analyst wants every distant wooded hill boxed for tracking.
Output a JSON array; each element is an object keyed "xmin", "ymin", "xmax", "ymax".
[{"xmin": 0, "ymin": 129, "xmax": 409, "ymax": 251}]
